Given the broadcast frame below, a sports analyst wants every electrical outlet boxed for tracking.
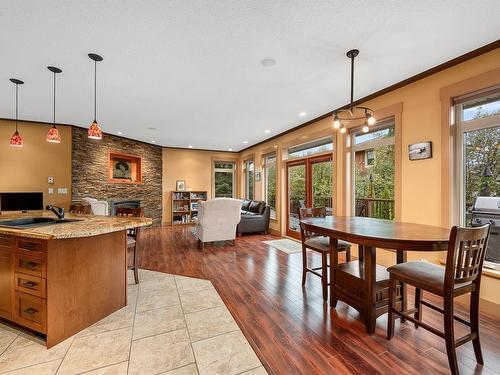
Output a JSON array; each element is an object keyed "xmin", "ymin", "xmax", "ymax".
[
  {"xmin": 57, "ymin": 187, "xmax": 68, "ymax": 194},
  {"xmin": 48, "ymin": 176, "xmax": 54, "ymax": 184},
  {"xmin": 48, "ymin": 188, "xmax": 54, "ymax": 194}
]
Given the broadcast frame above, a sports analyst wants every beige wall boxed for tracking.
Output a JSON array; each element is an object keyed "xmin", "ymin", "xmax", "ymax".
[
  {"xmin": 0, "ymin": 120, "xmax": 72, "ymax": 210},
  {"xmin": 162, "ymin": 148, "xmax": 239, "ymax": 223},
  {"xmin": 239, "ymin": 48, "xmax": 500, "ymax": 312}
]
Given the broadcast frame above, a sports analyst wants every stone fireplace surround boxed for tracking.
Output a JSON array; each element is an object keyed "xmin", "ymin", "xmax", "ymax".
[{"xmin": 71, "ymin": 127, "xmax": 163, "ymax": 224}]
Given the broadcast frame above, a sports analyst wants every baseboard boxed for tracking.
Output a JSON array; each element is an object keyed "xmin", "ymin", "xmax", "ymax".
[
  {"xmin": 455, "ymin": 294, "xmax": 500, "ymax": 319},
  {"xmin": 269, "ymin": 228, "xmax": 281, "ymax": 236}
]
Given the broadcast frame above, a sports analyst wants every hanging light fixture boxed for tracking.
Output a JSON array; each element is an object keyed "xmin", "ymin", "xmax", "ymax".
[
  {"xmin": 87, "ymin": 53, "xmax": 103, "ymax": 139},
  {"xmin": 9, "ymin": 78, "xmax": 24, "ymax": 147},
  {"xmin": 46, "ymin": 66, "xmax": 62, "ymax": 143},
  {"xmin": 332, "ymin": 49, "xmax": 376, "ymax": 134}
]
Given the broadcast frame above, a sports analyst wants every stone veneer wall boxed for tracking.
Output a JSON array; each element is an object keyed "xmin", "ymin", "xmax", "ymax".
[{"xmin": 71, "ymin": 127, "xmax": 163, "ymax": 224}]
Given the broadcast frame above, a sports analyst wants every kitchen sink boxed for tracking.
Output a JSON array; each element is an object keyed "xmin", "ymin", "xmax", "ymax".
[{"xmin": 0, "ymin": 217, "xmax": 83, "ymax": 229}]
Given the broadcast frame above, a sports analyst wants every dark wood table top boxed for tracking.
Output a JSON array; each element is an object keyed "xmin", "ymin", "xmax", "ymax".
[{"xmin": 300, "ymin": 216, "xmax": 450, "ymax": 251}]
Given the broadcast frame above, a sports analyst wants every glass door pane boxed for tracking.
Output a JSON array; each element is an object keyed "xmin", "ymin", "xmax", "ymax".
[
  {"xmin": 463, "ymin": 125, "xmax": 500, "ymax": 222},
  {"xmin": 287, "ymin": 162, "xmax": 306, "ymax": 234},
  {"xmin": 311, "ymin": 158, "xmax": 333, "ymax": 216}
]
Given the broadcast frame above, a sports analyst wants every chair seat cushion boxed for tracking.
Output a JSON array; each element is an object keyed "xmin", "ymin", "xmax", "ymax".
[
  {"xmin": 304, "ymin": 236, "xmax": 351, "ymax": 253},
  {"xmin": 387, "ymin": 261, "xmax": 471, "ymax": 296},
  {"xmin": 127, "ymin": 237, "xmax": 136, "ymax": 247}
]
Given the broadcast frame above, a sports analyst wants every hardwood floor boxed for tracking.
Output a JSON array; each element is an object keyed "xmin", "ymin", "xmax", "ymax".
[{"xmin": 139, "ymin": 226, "xmax": 500, "ymax": 375}]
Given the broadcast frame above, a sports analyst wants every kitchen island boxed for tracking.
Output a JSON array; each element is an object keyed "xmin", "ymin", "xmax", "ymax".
[{"xmin": 0, "ymin": 211, "xmax": 152, "ymax": 347}]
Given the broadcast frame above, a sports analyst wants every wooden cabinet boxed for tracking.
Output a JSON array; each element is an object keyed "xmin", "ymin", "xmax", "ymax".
[{"xmin": 0, "ymin": 235, "xmax": 13, "ymax": 320}]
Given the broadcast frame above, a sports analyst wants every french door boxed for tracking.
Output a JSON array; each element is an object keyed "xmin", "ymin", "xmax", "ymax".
[{"xmin": 286, "ymin": 154, "xmax": 333, "ymax": 238}]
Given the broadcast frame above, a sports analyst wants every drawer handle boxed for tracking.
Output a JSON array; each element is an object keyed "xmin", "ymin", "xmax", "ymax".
[
  {"xmin": 23, "ymin": 307, "xmax": 38, "ymax": 315},
  {"xmin": 23, "ymin": 261, "xmax": 39, "ymax": 270},
  {"xmin": 21, "ymin": 281, "xmax": 37, "ymax": 289},
  {"xmin": 22, "ymin": 243, "xmax": 36, "ymax": 250}
]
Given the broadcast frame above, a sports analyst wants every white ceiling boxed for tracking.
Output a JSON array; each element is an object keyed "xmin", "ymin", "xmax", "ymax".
[{"xmin": 0, "ymin": 1, "xmax": 499, "ymax": 151}]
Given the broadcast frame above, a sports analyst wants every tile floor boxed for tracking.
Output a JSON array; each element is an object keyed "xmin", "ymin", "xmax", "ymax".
[{"xmin": 0, "ymin": 270, "xmax": 267, "ymax": 375}]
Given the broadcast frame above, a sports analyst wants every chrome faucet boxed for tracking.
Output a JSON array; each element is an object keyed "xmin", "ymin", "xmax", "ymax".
[{"xmin": 46, "ymin": 205, "xmax": 65, "ymax": 220}]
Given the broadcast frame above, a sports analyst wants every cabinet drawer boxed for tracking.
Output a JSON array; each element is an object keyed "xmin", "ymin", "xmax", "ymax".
[
  {"xmin": 16, "ymin": 238, "xmax": 46, "ymax": 258},
  {"xmin": 0, "ymin": 235, "xmax": 13, "ymax": 250},
  {"xmin": 15, "ymin": 254, "xmax": 46, "ymax": 278},
  {"xmin": 14, "ymin": 291, "xmax": 46, "ymax": 333},
  {"xmin": 15, "ymin": 273, "xmax": 46, "ymax": 298}
]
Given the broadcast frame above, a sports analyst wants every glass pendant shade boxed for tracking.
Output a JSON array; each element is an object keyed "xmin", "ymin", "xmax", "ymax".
[
  {"xmin": 9, "ymin": 130, "xmax": 23, "ymax": 147},
  {"xmin": 46, "ymin": 125, "xmax": 61, "ymax": 143},
  {"xmin": 88, "ymin": 120, "xmax": 103, "ymax": 139}
]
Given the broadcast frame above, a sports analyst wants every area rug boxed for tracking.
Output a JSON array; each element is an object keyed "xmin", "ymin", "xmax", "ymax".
[{"xmin": 263, "ymin": 238, "xmax": 302, "ymax": 254}]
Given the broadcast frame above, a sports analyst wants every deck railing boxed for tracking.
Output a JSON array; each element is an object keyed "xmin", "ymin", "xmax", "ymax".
[{"xmin": 355, "ymin": 197, "xmax": 395, "ymax": 220}]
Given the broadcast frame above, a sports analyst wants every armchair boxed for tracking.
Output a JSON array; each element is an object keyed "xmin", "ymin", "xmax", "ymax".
[
  {"xmin": 81, "ymin": 197, "xmax": 109, "ymax": 216},
  {"xmin": 194, "ymin": 198, "xmax": 242, "ymax": 249}
]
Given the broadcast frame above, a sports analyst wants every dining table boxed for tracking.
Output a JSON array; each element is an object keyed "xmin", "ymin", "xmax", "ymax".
[{"xmin": 299, "ymin": 216, "xmax": 450, "ymax": 333}]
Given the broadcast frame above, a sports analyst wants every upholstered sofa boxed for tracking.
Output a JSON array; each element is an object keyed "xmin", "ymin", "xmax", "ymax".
[
  {"xmin": 194, "ymin": 198, "xmax": 242, "ymax": 249},
  {"xmin": 237, "ymin": 200, "xmax": 271, "ymax": 235}
]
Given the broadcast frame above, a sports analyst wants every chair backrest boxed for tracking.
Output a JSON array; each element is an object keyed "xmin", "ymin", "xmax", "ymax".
[
  {"xmin": 115, "ymin": 207, "xmax": 144, "ymax": 238},
  {"xmin": 299, "ymin": 207, "xmax": 326, "ymax": 220},
  {"xmin": 299, "ymin": 207, "xmax": 326, "ymax": 238},
  {"xmin": 198, "ymin": 198, "xmax": 242, "ymax": 227},
  {"xmin": 69, "ymin": 203, "xmax": 91, "ymax": 215},
  {"xmin": 445, "ymin": 224, "xmax": 491, "ymax": 288}
]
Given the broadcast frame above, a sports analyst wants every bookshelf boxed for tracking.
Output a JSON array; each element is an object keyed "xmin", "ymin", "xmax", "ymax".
[{"xmin": 171, "ymin": 191, "xmax": 207, "ymax": 226}]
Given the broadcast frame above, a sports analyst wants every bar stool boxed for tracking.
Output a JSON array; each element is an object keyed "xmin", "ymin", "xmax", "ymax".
[
  {"xmin": 299, "ymin": 207, "xmax": 351, "ymax": 302},
  {"xmin": 387, "ymin": 224, "xmax": 491, "ymax": 375},
  {"xmin": 116, "ymin": 207, "xmax": 144, "ymax": 284}
]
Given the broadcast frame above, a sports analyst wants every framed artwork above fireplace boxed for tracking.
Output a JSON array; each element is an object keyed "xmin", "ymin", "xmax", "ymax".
[{"xmin": 108, "ymin": 151, "xmax": 142, "ymax": 184}]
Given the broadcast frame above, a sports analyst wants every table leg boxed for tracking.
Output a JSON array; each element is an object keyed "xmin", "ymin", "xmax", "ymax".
[
  {"xmin": 358, "ymin": 245, "xmax": 364, "ymax": 262},
  {"xmin": 396, "ymin": 250, "xmax": 407, "ymax": 321},
  {"xmin": 329, "ymin": 237, "xmax": 338, "ymax": 308},
  {"xmin": 364, "ymin": 245, "xmax": 376, "ymax": 334}
]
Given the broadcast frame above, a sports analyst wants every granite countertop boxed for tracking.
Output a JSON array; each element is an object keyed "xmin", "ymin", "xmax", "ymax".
[{"xmin": 0, "ymin": 211, "xmax": 153, "ymax": 240}]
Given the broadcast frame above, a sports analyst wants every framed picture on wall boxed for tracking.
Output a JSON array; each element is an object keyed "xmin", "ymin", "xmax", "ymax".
[
  {"xmin": 408, "ymin": 141, "xmax": 432, "ymax": 160},
  {"xmin": 176, "ymin": 180, "xmax": 186, "ymax": 191},
  {"xmin": 108, "ymin": 152, "xmax": 142, "ymax": 184}
]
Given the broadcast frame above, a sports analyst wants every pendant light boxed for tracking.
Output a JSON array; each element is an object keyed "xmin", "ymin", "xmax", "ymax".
[
  {"xmin": 332, "ymin": 49, "xmax": 376, "ymax": 134},
  {"xmin": 46, "ymin": 66, "xmax": 62, "ymax": 143},
  {"xmin": 87, "ymin": 53, "xmax": 103, "ymax": 139},
  {"xmin": 9, "ymin": 78, "xmax": 24, "ymax": 147}
]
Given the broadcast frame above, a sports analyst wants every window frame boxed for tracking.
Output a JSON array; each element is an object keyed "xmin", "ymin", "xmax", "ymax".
[
  {"xmin": 212, "ymin": 161, "xmax": 236, "ymax": 198},
  {"xmin": 263, "ymin": 153, "xmax": 277, "ymax": 220},
  {"xmin": 453, "ymin": 95, "xmax": 500, "ymax": 269},
  {"xmin": 244, "ymin": 159, "xmax": 255, "ymax": 200},
  {"xmin": 350, "ymin": 120, "xmax": 396, "ymax": 219}
]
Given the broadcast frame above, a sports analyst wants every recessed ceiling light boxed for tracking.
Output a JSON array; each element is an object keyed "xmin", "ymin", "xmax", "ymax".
[
  {"xmin": 188, "ymin": 145, "xmax": 193, "ymax": 148},
  {"xmin": 264, "ymin": 130, "xmax": 271, "ymax": 134},
  {"xmin": 117, "ymin": 131, "xmax": 123, "ymax": 135},
  {"xmin": 151, "ymin": 140, "xmax": 156, "ymax": 143},
  {"xmin": 147, "ymin": 127, "xmax": 156, "ymax": 131},
  {"xmin": 242, "ymin": 140, "xmax": 248, "ymax": 144},
  {"xmin": 261, "ymin": 58, "xmax": 276, "ymax": 67},
  {"xmin": 228, "ymin": 148, "xmax": 233, "ymax": 151},
  {"xmin": 299, "ymin": 112, "xmax": 307, "ymax": 117}
]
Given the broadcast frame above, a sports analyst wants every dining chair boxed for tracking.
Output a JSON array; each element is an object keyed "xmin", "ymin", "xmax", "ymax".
[
  {"xmin": 386, "ymin": 224, "xmax": 491, "ymax": 375},
  {"xmin": 299, "ymin": 207, "xmax": 352, "ymax": 302},
  {"xmin": 115, "ymin": 207, "xmax": 144, "ymax": 284},
  {"xmin": 69, "ymin": 203, "xmax": 91, "ymax": 215}
]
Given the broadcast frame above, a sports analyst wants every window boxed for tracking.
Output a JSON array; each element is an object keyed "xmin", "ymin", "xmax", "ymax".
[
  {"xmin": 288, "ymin": 137, "xmax": 333, "ymax": 159},
  {"xmin": 213, "ymin": 161, "xmax": 235, "ymax": 198},
  {"xmin": 352, "ymin": 122, "xmax": 395, "ymax": 220},
  {"xmin": 245, "ymin": 160, "xmax": 254, "ymax": 200},
  {"xmin": 454, "ymin": 91, "xmax": 500, "ymax": 269},
  {"xmin": 365, "ymin": 149, "xmax": 375, "ymax": 166},
  {"xmin": 264, "ymin": 154, "xmax": 276, "ymax": 219}
]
